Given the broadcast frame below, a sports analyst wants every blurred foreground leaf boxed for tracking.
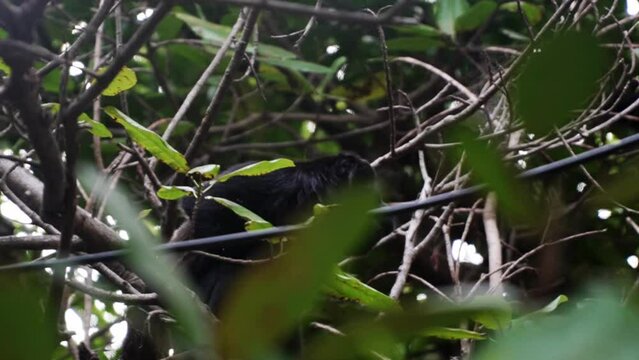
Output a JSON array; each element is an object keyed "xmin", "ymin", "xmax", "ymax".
[
  {"xmin": 477, "ymin": 295, "xmax": 639, "ymax": 360},
  {"xmin": 0, "ymin": 274, "xmax": 56, "ymax": 360},
  {"xmin": 423, "ymin": 327, "xmax": 485, "ymax": 340},
  {"xmin": 470, "ymin": 296, "xmax": 513, "ymax": 330},
  {"xmin": 80, "ymin": 166, "xmax": 213, "ymax": 358},
  {"xmin": 218, "ymin": 188, "xmax": 378, "ymax": 358},
  {"xmin": 455, "ymin": 0, "xmax": 497, "ymax": 32},
  {"xmin": 454, "ymin": 129, "xmax": 536, "ymax": 222},
  {"xmin": 514, "ymin": 31, "xmax": 611, "ymax": 134},
  {"xmin": 304, "ymin": 297, "xmax": 510, "ymax": 359},
  {"xmin": 435, "ymin": 0, "xmax": 469, "ymax": 37}
]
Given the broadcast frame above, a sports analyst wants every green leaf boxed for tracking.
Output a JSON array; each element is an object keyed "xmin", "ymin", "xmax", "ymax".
[
  {"xmin": 42, "ymin": 102, "xmax": 61, "ymax": 114},
  {"xmin": 386, "ymin": 37, "xmax": 444, "ymax": 53},
  {"xmin": 0, "ymin": 274, "xmax": 56, "ymax": 360},
  {"xmin": 99, "ymin": 66, "xmax": 137, "ymax": 96},
  {"xmin": 245, "ymin": 221, "xmax": 275, "ymax": 232},
  {"xmin": 78, "ymin": 113, "xmax": 113, "ymax": 138},
  {"xmin": 304, "ymin": 298, "xmax": 512, "ymax": 359},
  {"xmin": 423, "ymin": 327, "xmax": 486, "ymax": 340},
  {"xmin": 514, "ymin": 31, "xmax": 611, "ymax": 134},
  {"xmin": 0, "ymin": 57, "xmax": 11, "ymax": 76},
  {"xmin": 477, "ymin": 295, "xmax": 639, "ymax": 360},
  {"xmin": 434, "ymin": 0, "xmax": 469, "ymax": 36},
  {"xmin": 530, "ymin": 294, "xmax": 568, "ymax": 315},
  {"xmin": 219, "ymin": 188, "xmax": 378, "ymax": 358},
  {"xmin": 187, "ymin": 164, "xmax": 221, "ymax": 179},
  {"xmin": 259, "ymin": 57, "xmax": 332, "ymax": 74},
  {"xmin": 313, "ymin": 203, "xmax": 337, "ymax": 216},
  {"xmin": 500, "ymin": 2, "xmax": 544, "ymax": 25},
  {"xmin": 210, "ymin": 196, "xmax": 273, "ymax": 231},
  {"xmin": 174, "ymin": 12, "xmax": 296, "ymax": 59},
  {"xmin": 44, "ymin": 103, "xmax": 112, "ymax": 138},
  {"xmin": 471, "ymin": 296, "xmax": 512, "ymax": 330},
  {"xmin": 157, "ymin": 185, "xmax": 195, "ymax": 200},
  {"xmin": 512, "ymin": 295, "xmax": 569, "ymax": 327},
  {"xmin": 453, "ymin": 128, "xmax": 535, "ymax": 222},
  {"xmin": 104, "ymin": 106, "xmax": 189, "ymax": 173},
  {"xmin": 324, "ymin": 269, "xmax": 400, "ymax": 312},
  {"xmin": 41, "ymin": 68, "xmax": 62, "ymax": 93},
  {"xmin": 138, "ymin": 208, "xmax": 153, "ymax": 219},
  {"xmin": 391, "ymin": 24, "xmax": 441, "ymax": 37},
  {"xmin": 455, "ymin": 1, "xmax": 497, "ymax": 32},
  {"xmin": 216, "ymin": 158, "xmax": 295, "ymax": 182}
]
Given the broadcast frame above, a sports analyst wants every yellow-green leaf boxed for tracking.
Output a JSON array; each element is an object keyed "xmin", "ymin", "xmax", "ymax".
[
  {"xmin": 210, "ymin": 196, "xmax": 273, "ymax": 231},
  {"xmin": 187, "ymin": 164, "xmax": 221, "ymax": 179},
  {"xmin": 216, "ymin": 159, "xmax": 294, "ymax": 182},
  {"xmin": 78, "ymin": 113, "xmax": 112, "ymax": 138},
  {"xmin": 0, "ymin": 57, "xmax": 11, "ymax": 76},
  {"xmin": 104, "ymin": 106, "xmax": 189, "ymax": 173},
  {"xmin": 324, "ymin": 269, "xmax": 400, "ymax": 312},
  {"xmin": 100, "ymin": 66, "xmax": 137, "ymax": 96},
  {"xmin": 157, "ymin": 185, "xmax": 195, "ymax": 200},
  {"xmin": 423, "ymin": 327, "xmax": 486, "ymax": 340}
]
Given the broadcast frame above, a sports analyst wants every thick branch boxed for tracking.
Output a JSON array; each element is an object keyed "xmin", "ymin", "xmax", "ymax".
[{"xmin": 0, "ymin": 159, "xmax": 123, "ymax": 251}]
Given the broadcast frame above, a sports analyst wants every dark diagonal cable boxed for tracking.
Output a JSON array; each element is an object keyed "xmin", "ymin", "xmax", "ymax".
[{"xmin": 3, "ymin": 132, "xmax": 639, "ymax": 272}]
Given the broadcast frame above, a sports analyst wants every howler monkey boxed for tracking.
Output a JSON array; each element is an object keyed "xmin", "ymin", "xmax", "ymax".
[{"xmin": 181, "ymin": 152, "xmax": 376, "ymax": 312}]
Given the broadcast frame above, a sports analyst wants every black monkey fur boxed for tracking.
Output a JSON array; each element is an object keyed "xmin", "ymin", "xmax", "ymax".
[{"xmin": 182, "ymin": 153, "xmax": 375, "ymax": 311}]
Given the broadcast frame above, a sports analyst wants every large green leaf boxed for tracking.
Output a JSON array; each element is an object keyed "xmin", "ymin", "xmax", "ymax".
[
  {"xmin": 104, "ymin": 106, "xmax": 189, "ymax": 173},
  {"xmin": 303, "ymin": 297, "xmax": 511, "ymax": 359},
  {"xmin": 453, "ymin": 128, "xmax": 537, "ymax": 222},
  {"xmin": 434, "ymin": 0, "xmax": 469, "ymax": 36},
  {"xmin": 216, "ymin": 158, "xmax": 294, "ymax": 182},
  {"xmin": 79, "ymin": 167, "xmax": 213, "ymax": 356},
  {"xmin": 99, "ymin": 66, "xmax": 137, "ymax": 96},
  {"xmin": 218, "ymin": 188, "xmax": 378, "ymax": 358},
  {"xmin": 514, "ymin": 31, "xmax": 611, "ymax": 134},
  {"xmin": 455, "ymin": 0, "xmax": 497, "ymax": 32},
  {"xmin": 0, "ymin": 274, "xmax": 56, "ymax": 360},
  {"xmin": 324, "ymin": 269, "xmax": 400, "ymax": 312},
  {"xmin": 477, "ymin": 295, "xmax": 639, "ymax": 360},
  {"xmin": 259, "ymin": 57, "xmax": 332, "ymax": 74}
]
